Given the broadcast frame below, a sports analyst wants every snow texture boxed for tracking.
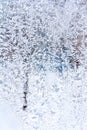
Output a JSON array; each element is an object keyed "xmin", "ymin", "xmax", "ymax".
[{"xmin": 0, "ymin": 0, "xmax": 87, "ymax": 130}]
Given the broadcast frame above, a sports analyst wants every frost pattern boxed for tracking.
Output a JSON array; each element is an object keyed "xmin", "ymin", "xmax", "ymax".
[{"xmin": 0, "ymin": 0, "xmax": 87, "ymax": 130}]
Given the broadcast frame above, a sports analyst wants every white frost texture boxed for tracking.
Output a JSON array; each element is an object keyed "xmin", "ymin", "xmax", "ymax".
[
  {"xmin": 0, "ymin": 101, "xmax": 24, "ymax": 130},
  {"xmin": 0, "ymin": 0, "xmax": 87, "ymax": 130}
]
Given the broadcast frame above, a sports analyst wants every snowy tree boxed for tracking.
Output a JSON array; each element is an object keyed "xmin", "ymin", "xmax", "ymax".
[{"xmin": 0, "ymin": 0, "xmax": 87, "ymax": 129}]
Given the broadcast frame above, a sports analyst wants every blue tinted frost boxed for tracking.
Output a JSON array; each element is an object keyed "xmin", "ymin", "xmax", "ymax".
[{"xmin": 0, "ymin": 0, "xmax": 87, "ymax": 130}]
